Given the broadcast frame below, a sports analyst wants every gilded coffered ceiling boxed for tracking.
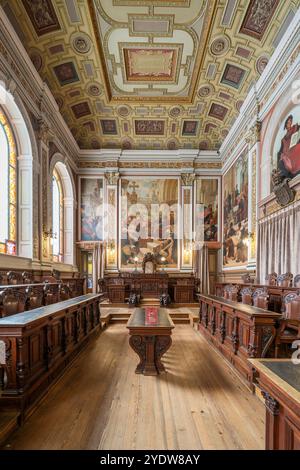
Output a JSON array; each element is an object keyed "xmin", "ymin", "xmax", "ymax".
[{"xmin": 1, "ymin": 0, "xmax": 300, "ymax": 150}]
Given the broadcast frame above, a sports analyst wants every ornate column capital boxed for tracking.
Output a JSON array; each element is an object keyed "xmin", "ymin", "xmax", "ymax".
[
  {"xmin": 245, "ymin": 120, "xmax": 262, "ymax": 146},
  {"xmin": 37, "ymin": 119, "xmax": 53, "ymax": 144},
  {"xmin": 181, "ymin": 172, "xmax": 195, "ymax": 186},
  {"xmin": 105, "ymin": 171, "xmax": 120, "ymax": 185}
]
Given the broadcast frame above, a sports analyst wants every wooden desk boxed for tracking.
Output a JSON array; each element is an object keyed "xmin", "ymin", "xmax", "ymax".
[
  {"xmin": 127, "ymin": 308, "xmax": 174, "ymax": 376},
  {"xmin": 0, "ymin": 293, "xmax": 103, "ymax": 419},
  {"xmin": 197, "ymin": 294, "xmax": 281, "ymax": 388},
  {"xmin": 250, "ymin": 359, "xmax": 300, "ymax": 449}
]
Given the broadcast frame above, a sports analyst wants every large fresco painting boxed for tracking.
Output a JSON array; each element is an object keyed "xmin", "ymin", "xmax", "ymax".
[
  {"xmin": 195, "ymin": 179, "xmax": 219, "ymax": 242},
  {"xmin": 120, "ymin": 178, "xmax": 178, "ymax": 269},
  {"xmin": 223, "ymin": 150, "xmax": 248, "ymax": 267},
  {"xmin": 80, "ymin": 178, "xmax": 103, "ymax": 240},
  {"xmin": 271, "ymin": 105, "xmax": 300, "ymax": 184}
]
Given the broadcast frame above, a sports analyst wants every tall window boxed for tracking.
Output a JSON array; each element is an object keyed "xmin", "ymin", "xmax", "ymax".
[
  {"xmin": 52, "ymin": 168, "xmax": 64, "ymax": 262},
  {"xmin": 0, "ymin": 108, "xmax": 17, "ymax": 255}
]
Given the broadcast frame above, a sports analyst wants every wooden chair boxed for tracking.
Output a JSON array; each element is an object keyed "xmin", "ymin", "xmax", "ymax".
[
  {"xmin": 26, "ymin": 285, "xmax": 44, "ymax": 310},
  {"xmin": 294, "ymin": 274, "xmax": 300, "ymax": 288},
  {"xmin": 22, "ymin": 271, "xmax": 33, "ymax": 284},
  {"xmin": 240, "ymin": 287, "xmax": 253, "ymax": 305},
  {"xmin": 59, "ymin": 283, "xmax": 71, "ymax": 301},
  {"xmin": 275, "ymin": 293, "xmax": 300, "ymax": 357},
  {"xmin": 223, "ymin": 284, "xmax": 238, "ymax": 302},
  {"xmin": 7, "ymin": 271, "xmax": 22, "ymax": 285},
  {"xmin": 252, "ymin": 288, "xmax": 269, "ymax": 309},
  {"xmin": 277, "ymin": 272, "xmax": 293, "ymax": 288},
  {"xmin": 43, "ymin": 283, "xmax": 59, "ymax": 305},
  {"xmin": 241, "ymin": 273, "xmax": 253, "ymax": 284},
  {"xmin": 0, "ymin": 288, "xmax": 27, "ymax": 317},
  {"xmin": 265, "ymin": 272, "xmax": 277, "ymax": 286}
]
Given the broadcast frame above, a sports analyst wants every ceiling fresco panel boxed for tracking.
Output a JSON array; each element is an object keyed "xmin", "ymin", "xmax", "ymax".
[{"xmin": 1, "ymin": 0, "xmax": 299, "ymax": 150}]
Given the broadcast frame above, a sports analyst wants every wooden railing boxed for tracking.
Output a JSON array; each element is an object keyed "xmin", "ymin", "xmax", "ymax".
[
  {"xmin": 197, "ymin": 294, "xmax": 281, "ymax": 388},
  {"xmin": 0, "ymin": 293, "xmax": 103, "ymax": 419}
]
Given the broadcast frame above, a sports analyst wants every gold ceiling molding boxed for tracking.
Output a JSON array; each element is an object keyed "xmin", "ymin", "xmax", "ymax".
[
  {"xmin": 78, "ymin": 159, "xmax": 222, "ymax": 169},
  {"xmin": 89, "ymin": 0, "xmax": 217, "ymax": 102},
  {"xmin": 1, "ymin": 0, "xmax": 299, "ymax": 151}
]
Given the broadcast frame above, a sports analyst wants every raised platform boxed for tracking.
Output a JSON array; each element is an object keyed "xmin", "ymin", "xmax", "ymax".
[{"xmin": 100, "ymin": 307, "xmax": 199, "ymax": 328}]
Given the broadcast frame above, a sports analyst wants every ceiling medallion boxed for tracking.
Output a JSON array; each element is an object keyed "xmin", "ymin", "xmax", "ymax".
[
  {"xmin": 122, "ymin": 139, "xmax": 132, "ymax": 150},
  {"xmin": 167, "ymin": 139, "xmax": 179, "ymax": 150},
  {"xmin": 236, "ymin": 100, "xmax": 244, "ymax": 112},
  {"xmin": 210, "ymin": 35, "xmax": 230, "ymax": 56},
  {"xmin": 198, "ymin": 84, "xmax": 213, "ymax": 97},
  {"xmin": 30, "ymin": 50, "xmax": 43, "ymax": 72},
  {"xmin": 169, "ymin": 106, "xmax": 183, "ymax": 118},
  {"xmin": 199, "ymin": 141, "xmax": 209, "ymax": 150},
  {"xmin": 221, "ymin": 129, "xmax": 229, "ymax": 138},
  {"xmin": 71, "ymin": 33, "xmax": 92, "ymax": 54},
  {"xmin": 87, "ymin": 83, "xmax": 103, "ymax": 96},
  {"xmin": 91, "ymin": 138, "xmax": 101, "ymax": 149},
  {"xmin": 117, "ymin": 106, "xmax": 131, "ymax": 117},
  {"xmin": 55, "ymin": 96, "xmax": 64, "ymax": 110},
  {"xmin": 256, "ymin": 55, "xmax": 269, "ymax": 75}
]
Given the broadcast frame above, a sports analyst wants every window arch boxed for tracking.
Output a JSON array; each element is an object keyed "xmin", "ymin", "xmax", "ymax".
[
  {"xmin": 0, "ymin": 107, "xmax": 17, "ymax": 255},
  {"xmin": 51, "ymin": 161, "xmax": 75, "ymax": 265},
  {"xmin": 52, "ymin": 168, "xmax": 64, "ymax": 262}
]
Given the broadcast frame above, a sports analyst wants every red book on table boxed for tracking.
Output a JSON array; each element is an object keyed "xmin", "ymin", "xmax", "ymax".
[{"xmin": 145, "ymin": 307, "xmax": 158, "ymax": 325}]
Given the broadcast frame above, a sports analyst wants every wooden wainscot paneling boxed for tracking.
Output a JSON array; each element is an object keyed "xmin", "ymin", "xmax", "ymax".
[
  {"xmin": 198, "ymin": 294, "xmax": 281, "ymax": 388},
  {"xmin": 0, "ymin": 294, "xmax": 103, "ymax": 420}
]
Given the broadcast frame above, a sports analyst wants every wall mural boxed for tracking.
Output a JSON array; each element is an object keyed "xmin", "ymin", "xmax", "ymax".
[
  {"xmin": 223, "ymin": 149, "xmax": 249, "ymax": 267},
  {"xmin": 195, "ymin": 179, "xmax": 219, "ymax": 242},
  {"xmin": 271, "ymin": 105, "xmax": 300, "ymax": 184},
  {"xmin": 80, "ymin": 178, "xmax": 103, "ymax": 241},
  {"xmin": 120, "ymin": 178, "xmax": 178, "ymax": 269}
]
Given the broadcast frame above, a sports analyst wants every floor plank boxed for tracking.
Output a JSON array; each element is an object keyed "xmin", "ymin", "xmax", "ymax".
[{"xmin": 2, "ymin": 321, "xmax": 265, "ymax": 450}]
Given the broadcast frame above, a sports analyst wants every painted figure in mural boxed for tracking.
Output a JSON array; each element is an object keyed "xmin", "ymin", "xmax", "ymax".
[
  {"xmin": 223, "ymin": 151, "xmax": 249, "ymax": 266},
  {"xmin": 277, "ymin": 114, "xmax": 300, "ymax": 178}
]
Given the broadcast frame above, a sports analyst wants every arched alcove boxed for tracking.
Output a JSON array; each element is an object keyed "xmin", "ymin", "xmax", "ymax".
[
  {"xmin": 50, "ymin": 156, "xmax": 76, "ymax": 265},
  {"xmin": 0, "ymin": 81, "xmax": 33, "ymax": 258}
]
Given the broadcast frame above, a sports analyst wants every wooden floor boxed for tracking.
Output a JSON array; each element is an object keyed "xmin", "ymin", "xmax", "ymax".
[{"xmin": 2, "ymin": 322, "xmax": 265, "ymax": 450}]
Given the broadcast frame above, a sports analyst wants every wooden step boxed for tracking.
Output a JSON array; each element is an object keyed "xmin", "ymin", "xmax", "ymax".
[
  {"xmin": 172, "ymin": 318, "xmax": 190, "ymax": 324},
  {"xmin": 0, "ymin": 410, "xmax": 20, "ymax": 447},
  {"xmin": 110, "ymin": 317, "xmax": 129, "ymax": 323}
]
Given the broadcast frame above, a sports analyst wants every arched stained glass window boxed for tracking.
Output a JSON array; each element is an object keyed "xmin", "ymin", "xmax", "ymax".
[
  {"xmin": 0, "ymin": 107, "xmax": 17, "ymax": 255},
  {"xmin": 52, "ymin": 168, "xmax": 64, "ymax": 262}
]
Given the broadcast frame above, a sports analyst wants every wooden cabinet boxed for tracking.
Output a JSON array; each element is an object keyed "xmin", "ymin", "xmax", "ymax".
[{"xmin": 250, "ymin": 359, "xmax": 300, "ymax": 450}]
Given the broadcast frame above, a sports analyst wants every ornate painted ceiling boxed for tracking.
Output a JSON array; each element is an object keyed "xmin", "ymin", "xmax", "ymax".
[{"xmin": 1, "ymin": 0, "xmax": 300, "ymax": 150}]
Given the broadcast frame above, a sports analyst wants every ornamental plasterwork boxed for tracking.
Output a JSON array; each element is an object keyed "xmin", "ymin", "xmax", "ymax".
[
  {"xmin": 181, "ymin": 173, "xmax": 195, "ymax": 185},
  {"xmin": 79, "ymin": 160, "xmax": 221, "ymax": 169},
  {"xmin": 1, "ymin": 0, "xmax": 299, "ymax": 151},
  {"xmin": 105, "ymin": 171, "xmax": 120, "ymax": 185}
]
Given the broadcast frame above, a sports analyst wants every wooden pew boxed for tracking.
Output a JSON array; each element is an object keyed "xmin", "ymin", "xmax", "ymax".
[
  {"xmin": 215, "ymin": 282, "xmax": 300, "ymax": 313},
  {"xmin": 197, "ymin": 294, "xmax": 281, "ymax": 389},
  {"xmin": 0, "ymin": 293, "xmax": 103, "ymax": 420}
]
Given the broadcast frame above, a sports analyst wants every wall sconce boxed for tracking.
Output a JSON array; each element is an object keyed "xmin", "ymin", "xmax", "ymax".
[
  {"xmin": 134, "ymin": 256, "xmax": 139, "ymax": 272},
  {"xmin": 160, "ymin": 256, "xmax": 166, "ymax": 271},
  {"xmin": 42, "ymin": 225, "xmax": 57, "ymax": 244},
  {"xmin": 244, "ymin": 232, "xmax": 254, "ymax": 247},
  {"xmin": 107, "ymin": 242, "xmax": 116, "ymax": 264}
]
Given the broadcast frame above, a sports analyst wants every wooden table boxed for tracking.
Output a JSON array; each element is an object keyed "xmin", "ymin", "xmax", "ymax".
[
  {"xmin": 250, "ymin": 359, "xmax": 300, "ymax": 449},
  {"xmin": 127, "ymin": 307, "xmax": 174, "ymax": 376}
]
